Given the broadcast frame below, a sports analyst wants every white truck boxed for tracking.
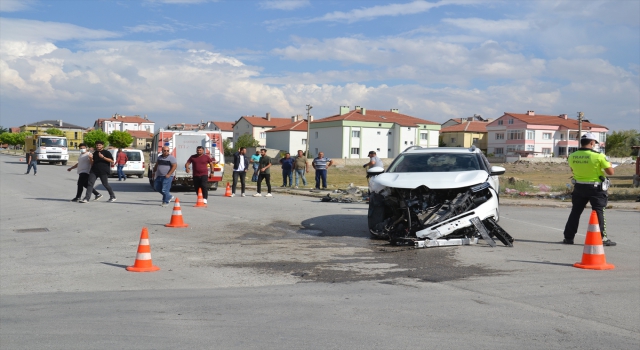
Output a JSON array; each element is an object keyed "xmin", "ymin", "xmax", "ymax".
[
  {"xmin": 148, "ymin": 129, "xmax": 225, "ymax": 190},
  {"xmin": 24, "ymin": 135, "xmax": 69, "ymax": 165}
]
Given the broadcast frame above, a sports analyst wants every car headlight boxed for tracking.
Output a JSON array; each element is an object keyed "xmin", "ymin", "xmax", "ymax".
[{"xmin": 470, "ymin": 182, "xmax": 490, "ymax": 193}]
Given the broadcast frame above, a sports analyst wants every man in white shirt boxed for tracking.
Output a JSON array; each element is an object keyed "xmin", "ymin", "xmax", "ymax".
[
  {"xmin": 231, "ymin": 147, "xmax": 249, "ymax": 197},
  {"xmin": 67, "ymin": 143, "xmax": 102, "ymax": 202}
]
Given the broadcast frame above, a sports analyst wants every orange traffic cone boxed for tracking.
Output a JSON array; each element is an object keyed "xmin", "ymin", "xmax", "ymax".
[
  {"xmin": 126, "ymin": 227, "xmax": 160, "ymax": 272},
  {"xmin": 165, "ymin": 198, "xmax": 189, "ymax": 228},
  {"xmin": 224, "ymin": 182, "xmax": 232, "ymax": 197},
  {"xmin": 574, "ymin": 211, "xmax": 615, "ymax": 270},
  {"xmin": 194, "ymin": 188, "xmax": 207, "ymax": 207}
]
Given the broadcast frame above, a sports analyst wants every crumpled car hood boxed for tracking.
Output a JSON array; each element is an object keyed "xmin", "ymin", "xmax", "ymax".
[{"xmin": 371, "ymin": 170, "xmax": 489, "ymax": 189}]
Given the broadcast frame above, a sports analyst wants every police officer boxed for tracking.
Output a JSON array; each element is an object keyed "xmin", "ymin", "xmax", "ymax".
[{"xmin": 562, "ymin": 132, "xmax": 616, "ymax": 246}]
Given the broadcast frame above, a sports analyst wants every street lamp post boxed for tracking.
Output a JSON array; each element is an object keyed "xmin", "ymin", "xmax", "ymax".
[{"xmin": 305, "ymin": 104, "xmax": 312, "ymax": 158}]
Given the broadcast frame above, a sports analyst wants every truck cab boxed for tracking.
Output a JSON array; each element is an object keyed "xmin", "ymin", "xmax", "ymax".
[{"xmin": 25, "ymin": 135, "xmax": 69, "ymax": 165}]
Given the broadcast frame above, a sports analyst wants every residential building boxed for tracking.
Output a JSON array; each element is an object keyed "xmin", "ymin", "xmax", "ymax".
[
  {"xmin": 205, "ymin": 121, "xmax": 235, "ymax": 147},
  {"xmin": 309, "ymin": 106, "xmax": 440, "ymax": 159},
  {"xmin": 20, "ymin": 120, "xmax": 87, "ymax": 149},
  {"xmin": 166, "ymin": 123, "xmax": 203, "ymax": 131},
  {"xmin": 486, "ymin": 111, "xmax": 608, "ymax": 157},
  {"xmin": 94, "ymin": 114, "xmax": 155, "ymax": 134},
  {"xmin": 439, "ymin": 121, "xmax": 488, "ymax": 151},
  {"xmin": 233, "ymin": 113, "xmax": 291, "ymax": 147},
  {"xmin": 441, "ymin": 114, "xmax": 493, "ymax": 128},
  {"xmin": 126, "ymin": 130, "xmax": 154, "ymax": 149},
  {"xmin": 265, "ymin": 116, "xmax": 308, "ymax": 153}
]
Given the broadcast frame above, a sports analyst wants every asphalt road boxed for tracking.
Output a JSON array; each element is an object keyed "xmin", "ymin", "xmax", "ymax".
[{"xmin": 1, "ymin": 153, "xmax": 639, "ymax": 350}]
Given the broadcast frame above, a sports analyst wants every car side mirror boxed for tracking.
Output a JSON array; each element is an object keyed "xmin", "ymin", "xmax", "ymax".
[{"xmin": 490, "ymin": 166, "xmax": 505, "ymax": 176}]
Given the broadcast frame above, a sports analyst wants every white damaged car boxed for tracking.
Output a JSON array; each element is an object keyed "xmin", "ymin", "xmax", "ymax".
[{"xmin": 367, "ymin": 146, "xmax": 513, "ymax": 248}]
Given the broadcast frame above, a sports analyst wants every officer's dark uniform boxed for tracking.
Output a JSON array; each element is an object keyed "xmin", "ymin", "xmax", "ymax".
[{"xmin": 562, "ymin": 135, "xmax": 615, "ymax": 246}]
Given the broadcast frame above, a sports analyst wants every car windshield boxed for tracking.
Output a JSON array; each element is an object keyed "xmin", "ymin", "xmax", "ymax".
[
  {"xmin": 39, "ymin": 138, "xmax": 67, "ymax": 147},
  {"xmin": 124, "ymin": 152, "xmax": 141, "ymax": 161},
  {"xmin": 387, "ymin": 153, "xmax": 481, "ymax": 173}
]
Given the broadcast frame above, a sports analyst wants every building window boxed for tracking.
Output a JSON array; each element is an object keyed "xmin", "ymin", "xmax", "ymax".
[
  {"xmin": 246, "ymin": 125, "xmax": 249, "ymax": 129},
  {"xmin": 407, "ymin": 127, "xmax": 411, "ymax": 131},
  {"xmin": 542, "ymin": 148, "xmax": 551, "ymax": 154},
  {"xmin": 377, "ymin": 131, "xmax": 381, "ymax": 135},
  {"xmin": 569, "ymin": 133, "xmax": 578, "ymax": 140},
  {"xmin": 542, "ymin": 133, "xmax": 552, "ymax": 140},
  {"xmin": 315, "ymin": 132, "xmax": 318, "ymax": 139},
  {"xmin": 351, "ymin": 148, "xmax": 360, "ymax": 155},
  {"xmin": 74, "ymin": 132, "xmax": 78, "ymax": 139},
  {"xmin": 494, "ymin": 148, "xmax": 504, "ymax": 155},
  {"xmin": 526, "ymin": 130, "xmax": 535, "ymax": 140},
  {"xmin": 560, "ymin": 134, "xmax": 564, "ymax": 140},
  {"xmin": 473, "ymin": 137, "xmax": 479, "ymax": 144},
  {"xmin": 376, "ymin": 148, "xmax": 380, "ymax": 152},
  {"xmin": 450, "ymin": 138, "xmax": 456, "ymax": 143},
  {"xmin": 315, "ymin": 148, "xmax": 318, "ymax": 155},
  {"xmin": 526, "ymin": 145, "xmax": 534, "ymax": 151},
  {"xmin": 496, "ymin": 133, "xmax": 504, "ymax": 140},
  {"xmin": 388, "ymin": 132, "xmax": 392, "ymax": 135},
  {"xmin": 260, "ymin": 132, "xmax": 266, "ymax": 139},
  {"xmin": 498, "ymin": 120, "xmax": 503, "ymax": 125},
  {"xmin": 410, "ymin": 141, "xmax": 414, "ymax": 145},
  {"xmin": 508, "ymin": 130, "xmax": 524, "ymax": 140},
  {"xmin": 559, "ymin": 146, "xmax": 566, "ymax": 155},
  {"xmin": 352, "ymin": 130, "xmax": 360, "ymax": 138},
  {"xmin": 420, "ymin": 133, "xmax": 428, "ymax": 140},
  {"xmin": 599, "ymin": 133, "xmax": 606, "ymax": 143},
  {"xmin": 404, "ymin": 141, "xmax": 408, "ymax": 145},
  {"xmin": 302, "ymin": 139, "xmax": 307, "ymax": 145},
  {"xmin": 508, "ymin": 119, "xmax": 514, "ymax": 124},
  {"xmin": 569, "ymin": 147, "xmax": 578, "ymax": 154}
]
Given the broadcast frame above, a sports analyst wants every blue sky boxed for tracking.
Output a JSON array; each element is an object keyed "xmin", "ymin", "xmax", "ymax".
[{"xmin": 1, "ymin": 0, "xmax": 638, "ymax": 131}]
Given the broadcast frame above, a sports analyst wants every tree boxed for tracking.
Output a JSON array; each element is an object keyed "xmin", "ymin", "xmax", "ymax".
[
  {"xmin": 235, "ymin": 134, "xmax": 260, "ymax": 149},
  {"xmin": 605, "ymin": 130, "xmax": 639, "ymax": 157},
  {"xmin": 45, "ymin": 128, "xmax": 64, "ymax": 136},
  {"xmin": 0, "ymin": 126, "xmax": 8, "ymax": 135},
  {"xmin": 0, "ymin": 132, "xmax": 15, "ymax": 146},
  {"xmin": 84, "ymin": 130, "xmax": 109, "ymax": 148},
  {"xmin": 108, "ymin": 131, "xmax": 134, "ymax": 149},
  {"xmin": 223, "ymin": 139, "xmax": 233, "ymax": 157}
]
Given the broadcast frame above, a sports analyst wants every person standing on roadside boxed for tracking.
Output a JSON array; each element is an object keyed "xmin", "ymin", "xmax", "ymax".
[
  {"xmin": 250, "ymin": 151, "xmax": 261, "ymax": 182},
  {"xmin": 115, "ymin": 148, "xmax": 129, "ymax": 181},
  {"xmin": 293, "ymin": 150, "xmax": 308, "ymax": 188},
  {"xmin": 185, "ymin": 146, "xmax": 215, "ymax": 204},
  {"xmin": 231, "ymin": 147, "xmax": 249, "ymax": 197},
  {"xmin": 82, "ymin": 141, "xmax": 116, "ymax": 203},
  {"xmin": 279, "ymin": 152, "xmax": 294, "ymax": 187},
  {"xmin": 253, "ymin": 148, "xmax": 272, "ymax": 197},
  {"xmin": 312, "ymin": 151, "xmax": 333, "ymax": 190},
  {"xmin": 67, "ymin": 143, "xmax": 102, "ymax": 202},
  {"xmin": 25, "ymin": 149, "xmax": 37, "ymax": 176},
  {"xmin": 363, "ymin": 150, "xmax": 384, "ymax": 179},
  {"xmin": 562, "ymin": 132, "xmax": 616, "ymax": 246},
  {"xmin": 153, "ymin": 147, "xmax": 177, "ymax": 207}
]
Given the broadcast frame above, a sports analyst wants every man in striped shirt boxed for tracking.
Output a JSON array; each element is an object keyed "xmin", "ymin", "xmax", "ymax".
[{"xmin": 311, "ymin": 152, "xmax": 333, "ymax": 190}]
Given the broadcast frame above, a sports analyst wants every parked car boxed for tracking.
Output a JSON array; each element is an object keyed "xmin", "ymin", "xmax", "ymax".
[
  {"xmin": 108, "ymin": 149, "xmax": 145, "ymax": 178},
  {"xmin": 367, "ymin": 146, "xmax": 512, "ymax": 248}
]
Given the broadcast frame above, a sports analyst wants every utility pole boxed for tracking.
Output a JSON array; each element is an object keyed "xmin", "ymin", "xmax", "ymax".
[
  {"xmin": 305, "ymin": 104, "xmax": 312, "ymax": 158},
  {"xmin": 577, "ymin": 112, "xmax": 584, "ymax": 146}
]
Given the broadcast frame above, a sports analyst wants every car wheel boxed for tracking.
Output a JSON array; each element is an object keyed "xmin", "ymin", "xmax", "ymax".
[
  {"xmin": 62, "ymin": 161, "xmax": 67, "ymax": 165},
  {"xmin": 138, "ymin": 174, "xmax": 144, "ymax": 178},
  {"xmin": 148, "ymin": 169, "xmax": 154, "ymax": 188}
]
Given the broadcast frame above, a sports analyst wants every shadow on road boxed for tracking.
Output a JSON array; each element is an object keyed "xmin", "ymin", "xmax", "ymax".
[
  {"xmin": 508, "ymin": 259, "xmax": 574, "ymax": 267},
  {"xmin": 100, "ymin": 262, "xmax": 128, "ymax": 269},
  {"xmin": 516, "ymin": 238, "xmax": 582, "ymax": 245},
  {"xmin": 299, "ymin": 214, "xmax": 369, "ymax": 238}
]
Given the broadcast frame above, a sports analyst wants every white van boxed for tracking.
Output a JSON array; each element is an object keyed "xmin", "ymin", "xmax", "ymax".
[{"xmin": 108, "ymin": 149, "xmax": 145, "ymax": 178}]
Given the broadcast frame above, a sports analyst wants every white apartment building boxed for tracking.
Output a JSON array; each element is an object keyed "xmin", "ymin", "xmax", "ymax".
[
  {"xmin": 233, "ymin": 113, "xmax": 290, "ymax": 147},
  {"xmin": 94, "ymin": 114, "xmax": 155, "ymax": 134}
]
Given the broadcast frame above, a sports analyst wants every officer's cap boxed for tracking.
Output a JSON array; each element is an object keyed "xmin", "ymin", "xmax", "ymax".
[{"xmin": 581, "ymin": 132, "xmax": 599, "ymax": 144}]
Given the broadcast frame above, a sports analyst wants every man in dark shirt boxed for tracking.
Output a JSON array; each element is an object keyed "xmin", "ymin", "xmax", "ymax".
[
  {"xmin": 185, "ymin": 146, "xmax": 215, "ymax": 204},
  {"xmin": 25, "ymin": 149, "xmax": 37, "ymax": 175},
  {"xmin": 279, "ymin": 152, "xmax": 294, "ymax": 187},
  {"xmin": 81, "ymin": 141, "xmax": 116, "ymax": 203},
  {"xmin": 253, "ymin": 148, "xmax": 272, "ymax": 197}
]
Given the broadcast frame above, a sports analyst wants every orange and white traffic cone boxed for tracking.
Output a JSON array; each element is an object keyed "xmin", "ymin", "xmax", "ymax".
[
  {"xmin": 126, "ymin": 227, "xmax": 160, "ymax": 272},
  {"xmin": 574, "ymin": 210, "xmax": 615, "ymax": 270},
  {"xmin": 165, "ymin": 198, "xmax": 189, "ymax": 228},
  {"xmin": 194, "ymin": 188, "xmax": 207, "ymax": 207},
  {"xmin": 224, "ymin": 182, "xmax": 232, "ymax": 197}
]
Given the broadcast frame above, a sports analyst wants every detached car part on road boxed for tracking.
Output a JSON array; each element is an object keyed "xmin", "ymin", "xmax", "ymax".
[{"xmin": 367, "ymin": 146, "xmax": 513, "ymax": 248}]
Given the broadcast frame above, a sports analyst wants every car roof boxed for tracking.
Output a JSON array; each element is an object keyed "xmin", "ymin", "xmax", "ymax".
[{"xmin": 401, "ymin": 146, "xmax": 482, "ymax": 155}]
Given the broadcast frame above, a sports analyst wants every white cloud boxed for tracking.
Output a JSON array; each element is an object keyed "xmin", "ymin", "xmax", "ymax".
[
  {"xmin": 442, "ymin": 17, "xmax": 531, "ymax": 34},
  {"xmin": 259, "ymin": 0, "xmax": 310, "ymax": 11},
  {"xmin": 0, "ymin": 0, "xmax": 35, "ymax": 12},
  {"xmin": 572, "ymin": 45, "xmax": 607, "ymax": 56},
  {"xmin": 145, "ymin": 0, "xmax": 212, "ymax": 4},
  {"xmin": 0, "ymin": 18, "xmax": 120, "ymax": 42},
  {"xmin": 126, "ymin": 24, "xmax": 176, "ymax": 33}
]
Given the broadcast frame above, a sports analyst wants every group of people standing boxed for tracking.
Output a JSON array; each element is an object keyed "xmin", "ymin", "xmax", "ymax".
[{"xmin": 229, "ymin": 148, "xmax": 335, "ymax": 197}]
